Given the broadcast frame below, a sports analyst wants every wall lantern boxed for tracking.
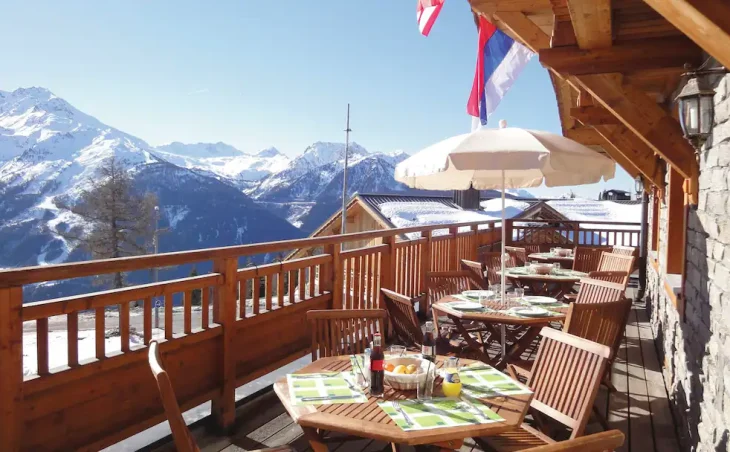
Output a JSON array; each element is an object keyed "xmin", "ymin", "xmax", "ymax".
[
  {"xmin": 676, "ymin": 65, "xmax": 727, "ymax": 148},
  {"xmin": 634, "ymin": 175, "xmax": 644, "ymax": 197}
]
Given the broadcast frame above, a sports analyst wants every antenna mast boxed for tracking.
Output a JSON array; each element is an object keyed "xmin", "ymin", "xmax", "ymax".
[{"xmin": 340, "ymin": 104, "xmax": 351, "ymax": 237}]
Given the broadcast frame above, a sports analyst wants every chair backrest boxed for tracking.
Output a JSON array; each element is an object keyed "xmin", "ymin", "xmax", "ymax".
[
  {"xmin": 611, "ymin": 245, "xmax": 636, "ymax": 257},
  {"xmin": 587, "ymin": 270, "xmax": 630, "ymax": 288},
  {"xmin": 478, "ymin": 252, "xmax": 511, "ymax": 285},
  {"xmin": 522, "ymin": 244, "xmax": 542, "ymax": 255},
  {"xmin": 574, "ymin": 278, "xmax": 625, "ymax": 304},
  {"xmin": 526, "ymin": 328, "xmax": 611, "ymax": 439},
  {"xmin": 148, "ymin": 341, "xmax": 199, "ymax": 452},
  {"xmin": 572, "ymin": 247, "xmax": 604, "ymax": 273},
  {"xmin": 381, "ymin": 289, "xmax": 422, "ymax": 348},
  {"xmin": 564, "ymin": 298, "xmax": 632, "ymax": 361},
  {"xmin": 460, "ymin": 259, "xmax": 488, "ymax": 287},
  {"xmin": 521, "ymin": 430, "xmax": 624, "ymax": 452},
  {"xmin": 598, "ymin": 252, "xmax": 635, "ymax": 274},
  {"xmin": 505, "ymin": 246, "xmax": 528, "ymax": 266},
  {"xmin": 307, "ymin": 309, "xmax": 387, "ymax": 360},
  {"xmin": 426, "ymin": 270, "xmax": 486, "ymax": 307}
]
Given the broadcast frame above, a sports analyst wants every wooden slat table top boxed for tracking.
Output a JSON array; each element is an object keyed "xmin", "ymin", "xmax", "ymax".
[
  {"xmin": 497, "ymin": 267, "xmax": 587, "ymax": 282},
  {"xmin": 273, "ymin": 355, "xmax": 533, "ymax": 446},
  {"xmin": 432, "ymin": 296, "xmax": 568, "ymax": 326},
  {"xmin": 527, "ymin": 253, "xmax": 575, "ymax": 263}
]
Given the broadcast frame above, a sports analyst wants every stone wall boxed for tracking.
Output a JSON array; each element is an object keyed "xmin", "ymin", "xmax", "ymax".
[{"xmin": 647, "ymin": 73, "xmax": 730, "ymax": 451}]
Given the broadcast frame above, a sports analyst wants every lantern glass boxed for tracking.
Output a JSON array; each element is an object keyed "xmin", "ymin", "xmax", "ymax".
[
  {"xmin": 680, "ymin": 96, "xmax": 700, "ymax": 136},
  {"xmin": 700, "ymin": 94, "xmax": 714, "ymax": 135},
  {"xmin": 634, "ymin": 176, "xmax": 644, "ymax": 196}
]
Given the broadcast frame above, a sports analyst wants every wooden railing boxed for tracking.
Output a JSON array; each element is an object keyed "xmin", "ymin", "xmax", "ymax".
[{"xmin": 0, "ymin": 218, "xmax": 640, "ymax": 451}]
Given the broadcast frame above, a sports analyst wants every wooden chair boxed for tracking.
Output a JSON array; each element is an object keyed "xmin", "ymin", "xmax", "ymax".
[
  {"xmin": 148, "ymin": 342, "xmax": 296, "ymax": 452},
  {"xmin": 306, "ymin": 309, "xmax": 387, "ymax": 360},
  {"xmin": 563, "ymin": 271, "xmax": 630, "ymax": 302},
  {"xmin": 480, "ymin": 328, "xmax": 612, "ymax": 450},
  {"xmin": 518, "ymin": 430, "xmax": 624, "ymax": 451},
  {"xmin": 522, "ymin": 244, "xmax": 541, "ymax": 255},
  {"xmin": 479, "ymin": 251, "xmax": 512, "ymax": 285},
  {"xmin": 611, "ymin": 245, "xmax": 636, "ymax": 257},
  {"xmin": 563, "ymin": 300, "xmax": 633, "ymax": 428},
  {"xmin": 572, "ymin": 247, "xmax": 604, "ymax": 273},
  {"xmin": 381, "ymin": 288, "xmax": 466, "ymax": 355},
  {"xmin": 574, "ymin": 278, "xmax": 626, "ymax": 305},
  {"xmin": 506, "ymin": 246, "xmax": 528, "ymax": 266},
  {"xmin": 460, "ymin": 259, "xmax": 488, "ymax": 287},
  {"xmin": 148, "ymin": 341, "xmax": 199, "ymax": 452},
  {"xmin": 598, "ymin": 252, "xmax": 635, "ymax": 274},
  {"xmin": 426, "ymin": 271, "xmax": 486, "ymax": 338}
]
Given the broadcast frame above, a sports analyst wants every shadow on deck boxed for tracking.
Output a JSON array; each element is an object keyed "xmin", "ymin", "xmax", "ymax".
[{"xmin": 148, "ymin": 300, "xmax": 680, "ymax": 452}]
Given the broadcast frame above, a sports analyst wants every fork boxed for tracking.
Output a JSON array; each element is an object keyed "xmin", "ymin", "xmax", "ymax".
[{"xmin": 392, "ymin": 401, "xmax": 414, "ymax": 427}]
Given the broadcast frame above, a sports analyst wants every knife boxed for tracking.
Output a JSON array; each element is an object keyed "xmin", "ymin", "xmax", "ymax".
[{"xmin": 300, "ymin": 395, "xmax": 356, "ymax": 402}]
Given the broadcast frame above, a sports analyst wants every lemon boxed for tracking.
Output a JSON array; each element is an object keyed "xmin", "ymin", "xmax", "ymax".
[
  {"xmin": 405, "ymin": 364, "xmax": 417, "ymax": 374},
  {"xmin": 393, "ymin": 365, "xmax": 407, "ymax": 374}
]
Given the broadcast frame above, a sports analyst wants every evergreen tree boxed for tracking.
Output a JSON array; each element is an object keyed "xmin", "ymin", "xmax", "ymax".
[{"xmin": 56, "ymin": 156, "xmax": 157, "ymax": 288}]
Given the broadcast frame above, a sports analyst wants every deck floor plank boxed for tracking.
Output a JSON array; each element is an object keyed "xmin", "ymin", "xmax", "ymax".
[{"xmin": 624, "ymin": 309, "xmax": 656, "ymax": 452}]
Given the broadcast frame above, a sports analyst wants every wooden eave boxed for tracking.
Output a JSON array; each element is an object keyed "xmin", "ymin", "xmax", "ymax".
[{"xmin": 467, "ymin": 0, "xmax": 720, "ymax": 192}]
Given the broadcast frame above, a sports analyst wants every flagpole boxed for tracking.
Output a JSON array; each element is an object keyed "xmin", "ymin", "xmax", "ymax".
[{"xmin": 340, "ymin": 104, "xmax": 352, "ymax": 242}]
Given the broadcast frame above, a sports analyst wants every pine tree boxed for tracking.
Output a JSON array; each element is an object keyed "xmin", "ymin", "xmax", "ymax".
[{"xmin": 56, "ymin": 156, "xmax": 157, "ymax": 288}]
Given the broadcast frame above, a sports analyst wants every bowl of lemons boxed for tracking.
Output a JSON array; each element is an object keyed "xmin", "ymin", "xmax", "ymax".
[{"xmin": 383, "ymin": 357, "xmax": 427, "ymax": 390}]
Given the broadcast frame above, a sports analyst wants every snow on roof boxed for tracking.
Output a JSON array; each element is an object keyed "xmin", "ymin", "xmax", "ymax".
[
  {"xmin": 379, "ymin": 199, "xmax": 531, "ymax": 238},
  {"xmin": 545, "ymin": 198, "xmax": 641, "ymax": 228}
]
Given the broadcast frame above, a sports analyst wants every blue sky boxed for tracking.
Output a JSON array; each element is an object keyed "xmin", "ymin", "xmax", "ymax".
[{"xmin": 0, "ymin": 0, "xmax": 632, "ymax": 197}]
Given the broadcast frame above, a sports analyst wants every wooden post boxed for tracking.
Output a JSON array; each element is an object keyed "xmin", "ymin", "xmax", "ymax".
[
  {"xmin": 320, "ymin": 244, "xmax": 335, "ymax": 307},
  {"xmin": 0, "ymin": 286, "xmax": 23, "ymax": 451},
  {"xmin": 572, "ymin": 222, "xmax": 580, "ymax": 246},
  {"xmin": 381, "ymin": 235, "xmax": 396, "ymax": 291},
  {"xmin": 212, "ymin": 257, "xmax": 237, "ymax": 431},
  {"xmin": 504, "ymin": 219, "xmax": 514, "ymax": 247},
  {"xmin": 469, "ymin": 225, "xmax": 478, "ymax": 261},
  {"xmin": 420, "ymin": 231, "xmax": 432, "ymax": 295},
  {"xmin": 331, "ymin": 244, "xmax": 343, "ymax": 309}
]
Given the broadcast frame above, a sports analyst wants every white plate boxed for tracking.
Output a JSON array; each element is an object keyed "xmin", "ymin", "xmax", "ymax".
[
  {"xmin": 462, "ymin": 290, "xmax": 495, "ymax": 300},
  {"xmin": 449, "ymin": 301, "xmax": 483, "ymax": 310},
  {"xmin": 522, "ymin": 296, "xmax": 559, "ymax": 305},
  {"xmin": 511, "ymin": 306, "xmax": 551, "ymax": 317}
]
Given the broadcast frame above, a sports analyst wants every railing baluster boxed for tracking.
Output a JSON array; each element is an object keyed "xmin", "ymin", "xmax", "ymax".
[
  {"xmin": 265, "ymin": 274, "xmax": 273, "ymax": 312},
  {"xmin": 308, "ymin": 266, "xmax": 315, "ymax": 298},
  {"xmin": 68, "ymin": 311, "xmax": 79, "ymax": 365},
  {"xmin": 298, "ymin": 268, "xmax": 305, "ymax": 301},
  {"xmin": 143, "ymin": 296, "xmax": 152, "ymax": 344},
  {"xmin": 239, "ymin": 280, "xmax": 246, "ymax": 318},
  {"xmin": 345, "ymin": 258, "xmax": 352, "ymax": 309},
  {"xmin": 36, "ymin": 317, "xmax": 49, "ymax": 375},
  {"xmin": 277, "ymin": 270, "xmax": 285, "ymax": 308},
  {"xmin": 183, "ymin": 290, "xmax": 192, "ymax": 334},
  {"xmin": 353, "ymin": 256, "xmax": 361, "ymax": 310},
  {"xmin": 95, "ymin": 306, "xmax": 105, "ymax": 359},
  {"xmin": 202, "ymin": 288, "xmax": 210, "ymax": 328},
  {"xmin": 288, "ymin": 270, "xmax": 296, "ymax": 305},
  {"xmin": 120, "ymin": 301, "xmax": 130, "ymax": 352},
  {"xmin": 253, "ymin": 277, "xmax": 261, "ymax": 314},
  {"xmin": 164, "ymin": 293, "xmax": 173, "ymax": 339}
]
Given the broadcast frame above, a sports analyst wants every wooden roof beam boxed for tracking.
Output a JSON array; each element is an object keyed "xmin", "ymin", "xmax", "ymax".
[
  {"xmin": 471, "ymin": 0, "xmax": 553, "ymax": 14},
  {"xmin": 566, "ymin": 0, "xmax": 612, "ymax": 49},
  {"xmin": 643, "ymin": 0, "xmax": 730, "ymax": 69},
  {"xmin": 577, "ymin": 74, "xmax": 696, "ymax": 179},
  {"xmin": 570, "ymin": 106, "xmax": 620, "ymax": 125},
  {"xmin": 539, "ymin": 36, "xmax": 702, "ymax": 75}
]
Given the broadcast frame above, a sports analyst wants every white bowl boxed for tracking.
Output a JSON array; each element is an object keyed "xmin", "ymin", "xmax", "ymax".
[{"xmin": 384, "ymin": 357, "xmax": 427, "ymax": 390}]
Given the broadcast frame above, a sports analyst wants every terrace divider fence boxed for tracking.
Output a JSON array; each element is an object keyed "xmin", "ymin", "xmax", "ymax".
[{"xmin": 0, "ymin": 218, "xmax": 640, "ymax": 451}]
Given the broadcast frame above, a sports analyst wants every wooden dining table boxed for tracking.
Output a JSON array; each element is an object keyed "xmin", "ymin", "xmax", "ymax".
[
  {"xmin": 432, "ymin": 297, "xmax": 569, "ymax": 369},
  {"xmin": 527, "ymin": 252, "xmax": 575, "ymax": 266},
  {"xmin": 273, "ymin": 355, "xmax": 533, "ymax": 451},
  {"xmin": 497, "ymin": 266, "xmax": 587, "ymax": 298}
]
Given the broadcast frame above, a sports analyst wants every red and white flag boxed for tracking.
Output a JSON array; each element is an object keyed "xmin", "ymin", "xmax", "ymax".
[{"xmin": 417, "ymin": 0, "xmax": 445, "ymax": 36}]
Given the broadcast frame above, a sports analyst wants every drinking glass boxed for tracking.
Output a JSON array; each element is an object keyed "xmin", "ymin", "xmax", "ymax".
[
  {"xmin": 554, "ymin": 262, "xmax": 561, "ymax": 271},
  {"xmin": 389, "ymin": 345, "xmax": 406, "ymax": 358},
  {"xmin": 355, "ymin": 369, "xmax": 369, "ymax": 390},
  {"xmin": 489, "ymin": 284, "xmax": 502, "ymax": 303},
  {"xmin": 417, "ymin": 362, "xmax": 435, "ymax": 400},
  {"xmin": 514, "ymin": 288, "xmax": 525, "ymax": 301},
  {"xmin": 550, "ymin": 247, "xmax": 556, "ymax": 255}
]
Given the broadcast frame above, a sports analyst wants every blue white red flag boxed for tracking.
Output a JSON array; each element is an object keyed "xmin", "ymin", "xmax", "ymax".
[
  {"xmin": 417, "ymin": 0, "xmax": 445, "ymax": 36},
  {"xmin": 467, "ymin": 16, "xmax": 533, "ymax": 127}
]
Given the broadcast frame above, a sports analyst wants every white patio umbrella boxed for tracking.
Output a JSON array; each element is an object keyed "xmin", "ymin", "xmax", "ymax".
[{"xmin": 394, "ymin": 121, "xmax": 615, "ymax": 358}]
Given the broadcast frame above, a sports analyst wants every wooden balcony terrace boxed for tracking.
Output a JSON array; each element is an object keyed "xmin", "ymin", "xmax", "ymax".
[{"xmin": 0, "ymin": 218, "xmax": 673, "ymax": 451}]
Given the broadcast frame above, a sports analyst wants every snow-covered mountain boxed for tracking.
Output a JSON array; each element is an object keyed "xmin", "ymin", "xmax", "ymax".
[
  {"xmin": 0, "ymin": 87, "xmax": 302, "ymax": 300},
  {"xmin": 153, "ymin": 142, "xmax": 290, "ymax": 182}
]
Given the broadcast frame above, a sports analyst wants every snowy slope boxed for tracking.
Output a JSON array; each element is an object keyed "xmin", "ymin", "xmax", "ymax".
[
  {"xmin": 546, "ymin": 198, "xmax": 641, "ymax": 225},
  {"xmin": 153, "ymin": 143, "xmax": 290, "ymax": 182},
  {"xmin": 0, "ymin": 87, "xmax": 303, "ymax": 292}
]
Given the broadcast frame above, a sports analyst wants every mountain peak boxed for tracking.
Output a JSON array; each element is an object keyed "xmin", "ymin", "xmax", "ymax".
[{"xmin": 257, "ymin": 146, "xmax": 282, "ymax": 157}]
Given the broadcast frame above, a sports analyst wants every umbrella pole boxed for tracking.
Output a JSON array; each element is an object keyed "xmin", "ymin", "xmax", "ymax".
[{"xmin": 501, "ymin": 170, "xmax": 507, "ymax": 359}]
